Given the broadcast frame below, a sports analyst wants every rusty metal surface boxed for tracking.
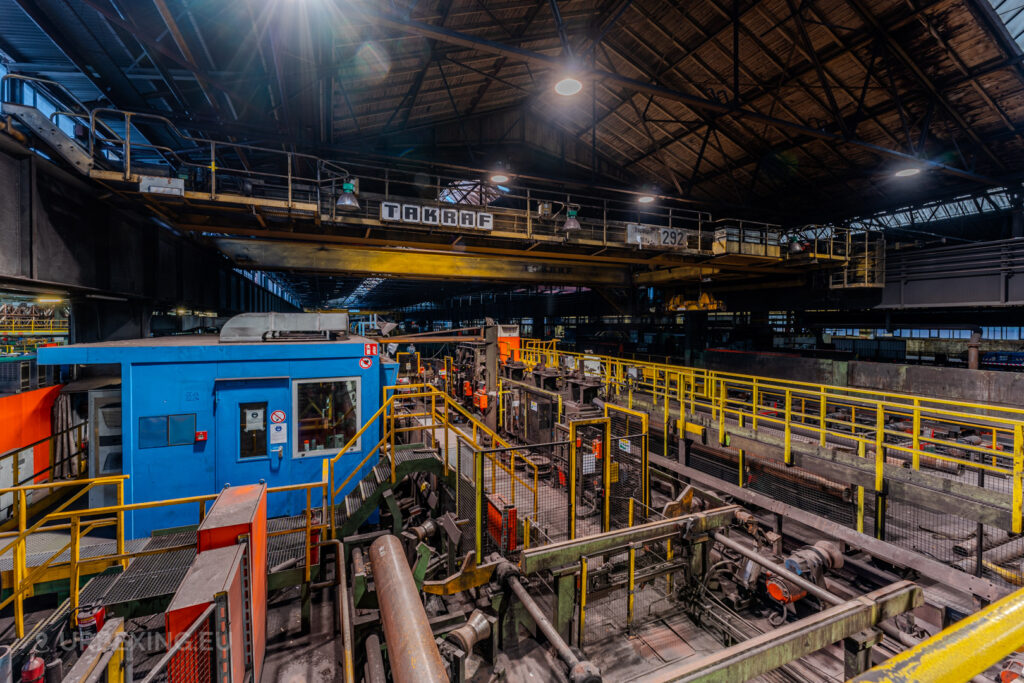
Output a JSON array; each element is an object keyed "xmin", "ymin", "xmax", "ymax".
[
  {"xmin": 369, "ymin": 534, "xmax": 448, "ymax": 683},
  {"xmin": 634, "ymin": 581, "xmax": 922, "ymax": 683},
  {"xmin": 658, "ymin": 457, "xmax": 1008, "ymax": 602}
]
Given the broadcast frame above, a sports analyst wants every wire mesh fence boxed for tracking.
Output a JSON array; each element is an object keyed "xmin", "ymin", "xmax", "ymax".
[
  {"xmin": 685, "ymin": 439, "xmax": 1024, "ymax": 588},
  {"xmin": 579, "ymin": 537, "xmax": 687, "ymax": 654},
  {"xmin": 608, "ymin": 434, "xmax": 645, "ymax": 529},
  {"xmin": 139, "ymin": 605, "xmax": 215, "ymax": 683},
  {"xmin": 688, "ymin": 448, "xmax": 859, "ymax": 528},
  {"xmin": 526, "ymin": 441, "xmax": 572, "ymax": 546},
  {"xmin": 573, "ymin": 423, "xmax": 607, "ymax": 539},
  {"xmin": 581, "ymin": 549, "xmax": 628, "ymax": 649}
]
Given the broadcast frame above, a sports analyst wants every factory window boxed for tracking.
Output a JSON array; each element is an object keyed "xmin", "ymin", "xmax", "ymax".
[
  {"xmin": 168, "ymin": 414, "xmax": 196, "ymax": 446},
  {"xmin": 293, "ymin": 378, "xmax": 360, "ymax": 457},
  {"xmin": 239, "ymin": 402, "xmax": 268, "ymax": 458},
  {"xmin": 139, "ymin": 414, "xmax": 196, "ymax": 449}
]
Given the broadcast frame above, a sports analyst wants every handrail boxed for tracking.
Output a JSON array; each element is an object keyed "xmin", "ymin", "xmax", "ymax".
[
  {"xmin": 521, "ymin": 344, "xmax": 1024, "ymax": 533},
  {"xmin": 852, "ymin": 584, "xmax": 1024, "ymax": 682},
  {"xmin": 0, "ymin": 476, "xmax": 328, "ymax": 638},
  {"xmin": 1, "ymin": 74, "xmax": 90, "ymax": 114},
  {"xmin": 86, "ymin": 107, "xmax": 351, "ymax": 191},
  {"xmin": 1, "ymin": 80, "xmax": 860, "ymax": 255}
]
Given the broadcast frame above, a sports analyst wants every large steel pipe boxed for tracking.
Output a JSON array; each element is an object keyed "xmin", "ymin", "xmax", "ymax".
[{"xmin": 369, "ymin": 535, "xmax": 448, "ymax": 683}]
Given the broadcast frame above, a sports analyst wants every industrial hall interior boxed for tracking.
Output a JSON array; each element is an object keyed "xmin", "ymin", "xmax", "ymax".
[{"xmin": 6, "ymin": 0, "xmax": 1024, "ymax": 681}]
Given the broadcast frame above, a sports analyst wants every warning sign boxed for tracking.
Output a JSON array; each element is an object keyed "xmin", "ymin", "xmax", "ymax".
[
  {"xmin": 270, "ymin": 423, "xmax": 287, "ymax": 444},
  {"xmin": 364, "ymin": 343, "xmax": 378, "ymax": 356},
  {"xmin": 270, "ymin": 410, "xmax": 286, "ymax": 423},
  {"xmin": 359, "ymin": 357, "xmax": 373, "ymax": 369}
]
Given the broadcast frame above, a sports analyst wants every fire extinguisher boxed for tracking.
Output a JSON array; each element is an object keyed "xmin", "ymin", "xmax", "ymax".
[
  {"xmin": 76, "ymin": 604, "xmax": 106, "ymax": 653},
  {"xmin": 20, "ymin": 656, "xmax": 45, "ymax": 683}
]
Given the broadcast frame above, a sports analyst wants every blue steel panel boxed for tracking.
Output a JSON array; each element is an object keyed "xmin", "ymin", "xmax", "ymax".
[{"xmin": 38, "ymin": 338, "xmax": 387, "ymax": 538}]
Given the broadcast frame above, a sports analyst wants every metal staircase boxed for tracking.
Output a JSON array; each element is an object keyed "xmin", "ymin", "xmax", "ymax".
[
  {"xmin": 0, "ymin": 102, "xmax": 93, "ymax": 174},
  {"xmin": 334, "ymin": 446, "xmax": 444, "ymax": 538}
]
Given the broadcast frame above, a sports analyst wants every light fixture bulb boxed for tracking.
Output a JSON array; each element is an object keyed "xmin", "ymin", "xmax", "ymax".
[
  {"xmin": 337, "ymin": 180, "xmax": 360, "ymax": 210},
  {"xmin": 638, "ymin": 195, "xmax": 655, "ymax": 204},
  {"xmin": 894, "ymin": 167, "xmax": 921, "ymax": 178},
  {"xmin": 563, "ymin": 206, "xmax": 581, "ymax": 232},
  {"xmin": 554, "ymin": 77, "xmax": 583, "ymax": 96},
  {"xmin": 490, "ymin": 173, "xmax": 509, "ymax": 184}
]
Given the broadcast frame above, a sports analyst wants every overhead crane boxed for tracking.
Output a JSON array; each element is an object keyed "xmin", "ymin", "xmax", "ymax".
[{"xmin": 1, "ymin": 74, "xmax": 859, "ymax": 289}]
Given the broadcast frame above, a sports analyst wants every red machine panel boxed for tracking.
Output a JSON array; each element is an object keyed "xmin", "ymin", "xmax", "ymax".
[
  {"xmin": 165, "ymin": 545, "xmax": 246, "ymax": 683},
  {"xmin": 198, "ymin": 483, "xmax": 267, "ymax": 682}
]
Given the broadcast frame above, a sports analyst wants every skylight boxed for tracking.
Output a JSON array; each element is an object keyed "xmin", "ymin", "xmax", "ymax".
[{"xmin": 986, "ymin": 0, "xmax": 1024, "ymax": 50}]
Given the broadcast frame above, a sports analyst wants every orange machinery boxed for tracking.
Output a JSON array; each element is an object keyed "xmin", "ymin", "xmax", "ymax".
[
  {"xmin": 182, "ymin": 483, "xmax": 268, "ymax": 681},
  {"xmin": 165, "ymin": 545, "xmax": 247, "ymax": 683},
  {"xmin": 497, "ymin": 325, "xmax": 520, "ymax": 363}
]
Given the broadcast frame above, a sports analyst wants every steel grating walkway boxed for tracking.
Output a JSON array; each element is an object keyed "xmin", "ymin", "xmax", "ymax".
[{"xmin": 102, "ymin": 531, "xmax": 197, "ymax": 605}]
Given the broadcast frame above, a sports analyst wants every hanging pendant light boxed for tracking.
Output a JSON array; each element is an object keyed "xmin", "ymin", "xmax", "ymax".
[
  {"xmin": 563, "ymin": 204, "xmax": 581, "ymax": 232},
  {"xmin": 336, "ymin": 178, "xmax": 360, "ymax": 210}
]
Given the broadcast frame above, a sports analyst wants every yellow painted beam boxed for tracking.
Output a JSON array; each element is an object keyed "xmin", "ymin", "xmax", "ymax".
[
  {"xmin": 635, "ymin": 265, "xmax": 721, "ymax": 284},
  {"xmin": 215, "ymin": 237, "xmax": 632, "ymax": 285},
  {"xmin": 184, "ymin": 223, "xmax": 684, "ymax": 266},
  {"xmin": 422, "ymin": 553, "xmax": 497, "ymax": 595},
  {"xmin": 852, "ymin": 585, "xmax": 1024, "ymax": 682}
]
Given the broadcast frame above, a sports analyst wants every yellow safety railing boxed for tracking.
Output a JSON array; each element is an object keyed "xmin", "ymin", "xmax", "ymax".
[
  {"xmin": 395, "ymin": 351, "xmax": 422, "ymax": 376},
  {"xmin": 521, "ymin": 338, "xmax": 559, "ymax": 366},
  {"xmin": 0, "ymin": 476, "xmax": 328, "ymax": 638},
  {"xmin": 0, "ymin": 318, "xmax": 69, "ymax": 335},
  {"xmin": 327, "ymin": 384, "xmax": 541, "ymax": 538},
  {"xmin": 520, "ymin": 346, "xmax": 1024, "ymax": 533},
  {"xmin": 852, "ymin": 584, "xmax": 1024, "ymax": 682}
]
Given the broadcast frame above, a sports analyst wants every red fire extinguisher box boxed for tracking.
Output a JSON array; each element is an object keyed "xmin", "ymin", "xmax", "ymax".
[{"xmin": 197, "ymin": 483, "xmax": 267, "ymax": 683}]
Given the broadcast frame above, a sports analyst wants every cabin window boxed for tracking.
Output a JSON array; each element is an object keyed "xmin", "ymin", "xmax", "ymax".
[{"xmin": 292, "ymin": 378, "xmax": 360, "ymax": 457}]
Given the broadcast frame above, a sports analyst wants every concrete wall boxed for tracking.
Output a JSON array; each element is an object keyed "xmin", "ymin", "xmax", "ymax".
[
  {"xmin": 847, "ymin": 362, "xmax": 1024, "ymax": 407},
  {"xmin": 703, "ymin": 350, "xmax": 847, "ymax": 385},
  {"xmin": 703, "ymin": 350, "xmax": 1023, "ymax": 408}
]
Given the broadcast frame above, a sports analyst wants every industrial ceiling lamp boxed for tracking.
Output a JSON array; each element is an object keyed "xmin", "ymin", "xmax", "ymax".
[
  {"xmin": 490, "ymin": 171, "xmax": 510, "ymax": 184},
  {"xmin": 638, "ymin": 194, "xmax": 655, "ymax": 204},
  {"xmin": 554, "ymin": 76, "xmax": 583, "ymax": 96},
  {"xmin": 894, "ymin": 167, "xmax": 922, "ymax": 178},
  {"xmin": 336, "ymin": 178, "xmax": 360, "ymax": 210},
  {"xmin": 562, "ymin": 204, "xmax": 581, "ymax": 232}
]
